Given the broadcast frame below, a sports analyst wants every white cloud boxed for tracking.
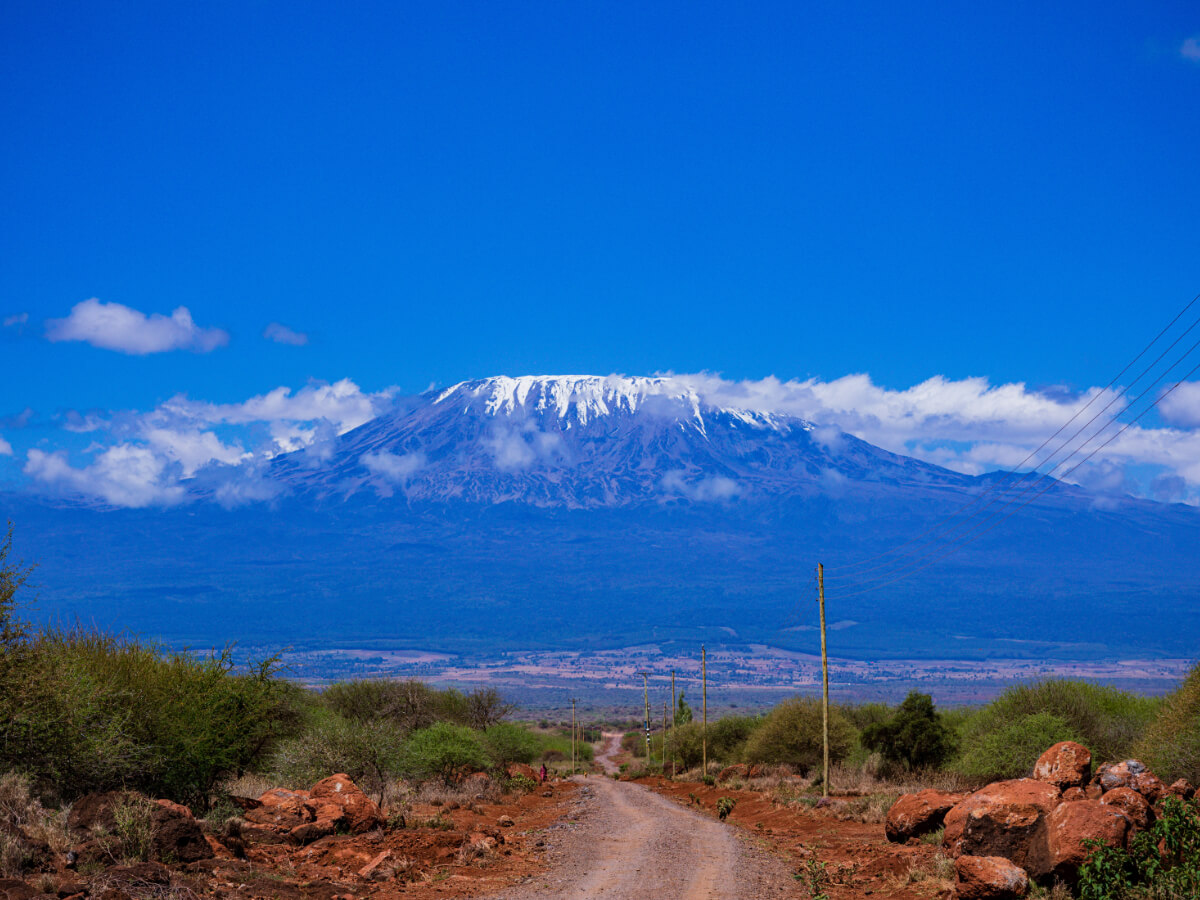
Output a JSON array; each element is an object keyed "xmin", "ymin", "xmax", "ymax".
[
  {"xmin": 362, "ymin": 451, "xmax": 427, "ymax": 495},
  {"xmin": 0, "ymin": 435, "xmax": 11, "ymax": 456},
  {"xmin": 162, "ymin": 378, "xmax": 387, "ymax": 436},
  {"xmin": 1158, "ymin": 380, "xmax": 1200, "ymax": 427},
  {"xmin": 45, "ymin": 298, "xmax": 229, "ymax": 354},
  {"xmin": 3, "ymin": 312, "xmax": 28, "ymax": 328},
  {"xmin": 1182, "ymin": 36, "xmax": 1200, "ymax": 62},
  {"xmin": 25, "ymin": 446, "xmax": 186, "ymax": 508},
  {"xmin": 484, "ymin": 425, "xmax": 564, "ymax": 471},
  {"xmin": 669, "ymin": 371, "xmax": 1200, "ymax": 502},
  {"xmin": 661, "ymin": 470, "xmax": 740, "ymax": 501},
  {"xmin": 263, "ymin": 322, "xmax": 308, "ymax": 346}
]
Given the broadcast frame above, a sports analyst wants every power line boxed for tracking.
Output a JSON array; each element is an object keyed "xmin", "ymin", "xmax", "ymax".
[
  {"xmin": 824, "ymin": 290, "xmax": 1200, "ymax": 576},
  {"xmin": 827, "ymin": 353, "xmax": 1200, "ymax": 600},
  {"xmin": 827, "ymin": 324, "xmax": 1200, "ymax": 585}
]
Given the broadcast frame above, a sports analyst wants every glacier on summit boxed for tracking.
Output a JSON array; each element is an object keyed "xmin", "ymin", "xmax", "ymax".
[{"xmin": 269, "ymin": 374, "xmax": 966, "ymax": 507}]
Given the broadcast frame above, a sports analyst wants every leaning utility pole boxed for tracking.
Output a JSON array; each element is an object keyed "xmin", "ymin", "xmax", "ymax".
[
  {"xmin": 670, "ymin": 669, "xmax": 677, "ymax": 778},
  {"xmin": 570, "ymin": 697, "xmax": 578, "ymax": 775},
  {"xmin": 638, "ymin": 671, "xmax": 651, "ymax": 761},
  {"xmin": 817, "ymin": 563, "xmax": 830, "ymax": 798},
  {"xmin": 701, "ymin": 645, "xmax": 708, "ymax": 777}
]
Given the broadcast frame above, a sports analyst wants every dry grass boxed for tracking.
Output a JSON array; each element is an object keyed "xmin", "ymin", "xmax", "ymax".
[
  {"xmin": 888, "ymin": 850, "xmax": 956, "ymax": 893},
  {"xmin": 455, "ymin": 840, "xmax": 498, "ymax": 867},
  {"xmin": 831, "ymin": 793, "xmax": 899, "ymax": 824},
  {"xmin": 88, "ymin": 869, "xmax": 199, "ymax": 900},
  {"xmin": 829, "ymin": 760, "xmax": 979, "ymax": 797},
  {"xmin": 221, "ymin": 772, "xmax": 278, "ymax": 800},
  {"xmin": 0, "ymin": 771, "xmax": 71, "ymax": 876}
]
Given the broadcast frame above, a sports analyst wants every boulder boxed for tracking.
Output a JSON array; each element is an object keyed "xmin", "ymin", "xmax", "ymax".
[
  {"xmin": 1165, "ymin": 779, "xmax": 1195, "ymax": 800},
  {"xmin": 505, "ymin": 764, "xmax": 536, "ymax": 781},
  {"xmin": 1032, "ymin": 742, "xmax": 1092, "ymax": 789},
  {"xmin": 309, "ymin": 774, "xmax": 383, "ymax": 834},
  {"xmin": 66, "ymin": 791, "xmax": 211, "ymax": 863},
  {"xmin": 885, "ymin": 790, "xmax": 968, "ymax": 843},
  {"xmin": 1083, "ymin": 783, "xmax": 1103, "ymax": 800},
  {"xmin": 1101, "ymin": 787, "xmax": 1152, "ymax": 832},
  {"xmin": 1035, "ymin": 800, "xmax": 1129, "ymax": 883},
  {"xmin": 1095, "ymin": 760, "xmax": 1146, "ymax": 792},
  {"xmin": 954, "ymin": 855, "xmax": 1030, "ymax": 900},
  {"xmin": 943, "ymin": 780, "xmax": 1060, "ymax": 867},
  {"xmin": 0, "ymin": 879, "xmax": 51, "ymax": 900},
  {"xmin": 497, "ymin": 815, "xmax": 515, "ymax": 828},
  {"xmin": 1130, "ymin": 772, "xmax": 1166, "ymax": 802},
  {"xmin": 258, "ymin": 788, "xmax": 311, "ymax": 809},
  {"xmin": 1062, "ymin": 787, "xmax": 1086, "ymax": 802},
  {"xmin": 149, "ymin": 803, "xmax": 212, "ymax": 862},
  {"xmin": 716, "ymin": 765, "xmax": 749, "ymax": 783}
]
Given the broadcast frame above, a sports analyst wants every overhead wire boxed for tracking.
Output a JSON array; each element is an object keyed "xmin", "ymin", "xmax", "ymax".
[
  {"xmin": 824, "ymin": 311, "xmax": 1200, "ymax": 584},
  {"xmin": 823, "ymin": 291, "xmax": 1200, "ymax": 576},
  {"xmin": 826, "ymin": 349, "xmax": 1200, "ymax": 600}
]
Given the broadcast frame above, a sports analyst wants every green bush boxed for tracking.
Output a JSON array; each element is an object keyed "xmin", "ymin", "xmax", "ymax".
[
  {"xmin": 709, "ymin": 715, "xmax": 761, "ymax": 762},
  {"xmin": 1, "ymin": 626, "xmax": 300, "ymax": 806},
  {"xmin": 740, "ymin": 697, "xmax": 855, "ymax": 774},
  {"xmin": 398, "ymin": 723, "xmax": 489, "ymax": 785},
  {"xmin": 322, "ymin": 679, "xmax": 514, "ymax": 731},
  {"xmin": 1078, "ymin": 796, "xmax": 1200, "ymax": 899},
  {"xmin": 1133, "ymin": 662, "xmax": 1200, "ymax": 785},
  {"xmin": 668, "ymin": 722, "xmax": 704, "ymax": 769},
  {"xmin": 954, "ymin": 711, "xmax": 1080, "ymax": 781},
  {"xmin": 269, "ymin": 709, "xmax": 405, "ymax": 799},
  {"xmin": 482, "ymin": 723, "xmax": 541, "ymax": 768},
  {"xmin": 861, "ymin": 692, "xmax": 955, "ymax": 770},
  {"xmin": 955, "ymin": 680, "xmax": 1158, "ymax": 778}
]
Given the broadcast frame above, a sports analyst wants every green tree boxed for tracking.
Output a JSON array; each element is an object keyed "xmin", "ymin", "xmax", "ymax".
[
  {"xmin": 482, "ymin": 722, "xmax": 541, "ymax": 769},
  {"xmin": 398, "ymin": 723, "xmax": 489, "ymax": 785},
  {"xmin": 675, "ymin": 691, "xmax": 694, "ymax": 725},
  {"xmin": 741, "ymin": 697, "xmax": 855, "ymax": 774},
  {"xmin": 861, "ymin": 691, "xmax": 955, "ymax": 770}
]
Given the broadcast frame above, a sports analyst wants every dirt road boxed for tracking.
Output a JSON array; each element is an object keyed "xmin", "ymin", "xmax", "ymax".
[{"xmin": 486, "ymin": 743, "xmax": 795, "ymax": 899}]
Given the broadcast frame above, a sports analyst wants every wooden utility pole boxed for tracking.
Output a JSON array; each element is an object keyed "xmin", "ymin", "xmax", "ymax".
[
  {"xmin": 638, "ymin": 671, "xmax": 651, "ymax": 761},
  {"xmin": 662, "ymin": 699, "xmax": 668, "ymax": 775},
  {"xmin": 570, "ymin": 697, "xmax": 578, "ymax": 775},
  {"xmin": 670, "ymin": 669, "xmax": 677, "ymax": 778},
  {"xmin": 817, "ymin": 563, "xmax": 830, "ymax": 798},
  {"xmin": 701, "ymin": 645, "xmax": 708, "ymax": 777}
]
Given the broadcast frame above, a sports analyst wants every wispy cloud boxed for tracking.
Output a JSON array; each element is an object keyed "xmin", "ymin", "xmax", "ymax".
[
  {"xmin": 3, "ymin": 312, "xmax": 28, "ymax": 328},
  {"xmin": 263, "ymin": 322, "xmax": 309, "ymax": 346},
  {"xmin": 1182, "ymin": 36, "xmax": 1200, "ymax": 62},
  {"xmin": 45, "ymin": 298, "xmax": 229, "ymax": 354},
  {"xmin": 0, "ymin": 435, "xmax": 11, "ymax": 456},
  {"xmin": 23, "ymin": 378, "xmax": 395, "ymax": 506}
]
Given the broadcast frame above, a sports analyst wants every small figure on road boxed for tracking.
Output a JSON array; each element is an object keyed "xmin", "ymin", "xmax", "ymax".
[{"xmin": 540, "ymin": 763, "xmax": 548, "ymax": 783}]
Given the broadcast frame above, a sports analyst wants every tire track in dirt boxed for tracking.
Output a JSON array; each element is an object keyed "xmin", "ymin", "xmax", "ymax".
[{"xmin": 485, "ymin": 774, "xmax": 795, "ymax": 899}]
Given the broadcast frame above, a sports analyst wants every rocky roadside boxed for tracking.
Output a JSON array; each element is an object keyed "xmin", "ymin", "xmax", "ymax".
[{"xmin": 0, "ymin": 767, "xmax": 578, "ymax": 900}]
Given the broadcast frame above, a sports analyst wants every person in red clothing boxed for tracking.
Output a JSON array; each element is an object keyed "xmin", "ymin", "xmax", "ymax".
[{"xmin": 539, "ymin": 763, "xmax": 548, "ymax": 783}]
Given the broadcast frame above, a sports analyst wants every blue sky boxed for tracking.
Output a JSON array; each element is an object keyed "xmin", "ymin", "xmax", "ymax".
[{"xmin": 2, "ymin": 2, "xmax": 1200, "ymax": 505}]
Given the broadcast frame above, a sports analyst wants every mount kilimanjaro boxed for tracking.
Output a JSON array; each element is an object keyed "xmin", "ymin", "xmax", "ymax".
[{"xmin": 6, "ymin": 375, "xmax": 1200, "ymax": 660}]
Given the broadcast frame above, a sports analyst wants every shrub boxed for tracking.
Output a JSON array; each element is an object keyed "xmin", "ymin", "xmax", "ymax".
[
  {"xmin": 709, "ymin": 715, "xmax": 761, "ymax": 762},
  {"xmin": 269, "ymin": 710, "xmax": 405, "ymax": 799},
  {"xmin": 1078, "ymin": 795, "xmax": 1200, "ymax": 899},
  {"xmin": 953, "ymin": 711, "xmax": 1080, "ymax": 781},
  {"xmin": 399, "ymin": 723, "xmax": 489, "ymax": 785},
  {"xmin": 741, "ymin": 698, "xmax": 855, "ymax": 774},
  {"xmin": 861, "ymin": 692, "xmax": 955, "ymax": 770},
  {"xmin": 1, "ymin": 626, "xmax": 301, "ymax": 806},
  {"xmin": 955, "ymin": 680, "xmax": 1158, "ymax": 777},
  {"xmin": 668, "ymin": 722, "xmax": 704, "ymax": 770},
  {"xmin": 482, "ymin": 723, "xmax": 541, "ymax": 769},
  {"xmin": 1133, "ymin": 661, "xmax": 1200, "ymax": 785},
  {"xmin": 323, "ymin": 680, "xmax": 514, "ymax": 732}
]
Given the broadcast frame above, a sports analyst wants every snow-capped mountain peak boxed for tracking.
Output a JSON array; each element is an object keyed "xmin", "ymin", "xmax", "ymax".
[{"xmin": 434, "ymin": 374, "xmax": 706, "ymax": 426}]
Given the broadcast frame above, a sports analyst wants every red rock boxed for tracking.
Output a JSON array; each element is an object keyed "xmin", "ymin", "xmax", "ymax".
[
  {"xmin": 1096, "ymin": 760, "xmax": 1146, "ymax": 792},
  {"xmin": 309, "ymin": 774, "xmax": 382, "ymax": 834},
  {"xmin": 1101, "ymin": 787, "xmax": 1152, "ymax": 831},
  {"xmin": 505, "ymin": 764, "xmax": 536, "ymax": 781},
  {"xmin": 1130, "ymin": 772, "xmax": 1166, "ymax": 802},
  {"xmin": 885, "ymin": 790, "xmax": 969, "ymax": 843},
  {"xmin": 1165, "ymin": 779, "xmax": 1195, "ymax": 800},
  {"xmin": 153, "ymin": 799, "xmax": 192, "ymax": 818},
  {"xmin": 955, "ymin": 855, "xmax": 1030, "ymax": 900},
  {"xmin": 258, "ymin": 788, "xmax": 311, "ymax": 808},
  {"xmin": 357, "ymin": 849, "xmax": 392, "ymax": 878},
  {"xmin": 1036, "ymin": 800, "xmax": 1129, "ymax": 882},
  {"xmin": 716, "ymin": 764, "xmax": 749, "ymax": 783},
  {"xmin": 1062, "ymin": 787, "xmax": 1086, "ymax": 802},
  {"xmin": 943, "ymin": 779, "xmax": 1061, "ymax": 866},
  {"xmin": 289, "ymin": 820, "xmax": 335, "ymax": 844},
  {"xmin": 1084, "ymin": 783, "xmax": 1104, "ymax": 800},
  {"xmin": 1032, "ymin": 742, "xmax": 1092, "ymax": 789}
]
